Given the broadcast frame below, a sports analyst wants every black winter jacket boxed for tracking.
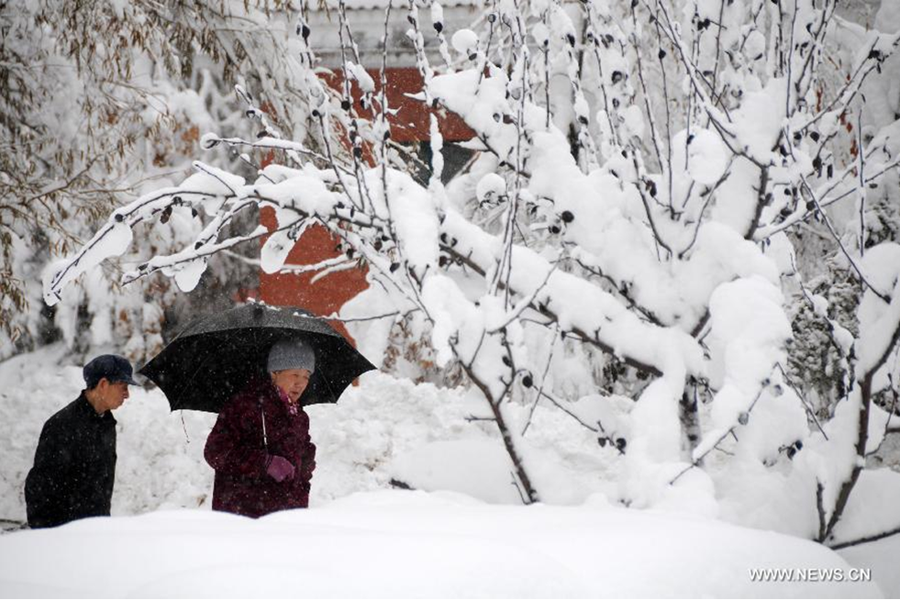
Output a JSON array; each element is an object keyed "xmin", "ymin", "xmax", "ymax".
[{"xmin": 24, "ymin": 394, "xmax": 117, "ymax": 528}]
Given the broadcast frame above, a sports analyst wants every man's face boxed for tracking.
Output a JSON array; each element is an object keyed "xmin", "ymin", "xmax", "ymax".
[
  {"xmin": 271, "ymin": 368, "xmax": 311, "ymax": 403},
  {"xmin": 100, "ymin": 379, "xmax": 130, "ymax": 412}
]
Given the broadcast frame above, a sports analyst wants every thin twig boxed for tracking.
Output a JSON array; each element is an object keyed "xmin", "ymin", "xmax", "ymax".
[{"xmin": 829, "ymin": 524, "xmax": 900, "ymax": 551}]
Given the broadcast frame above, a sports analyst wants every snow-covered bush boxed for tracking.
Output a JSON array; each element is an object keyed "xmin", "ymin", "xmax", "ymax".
[
  {"xmin": 0, "ymin": 0, "xmax": 320, "ymax": 363},
  {"xmin": 41, "ymin": 0, "xmax": 900, "ymax": 547}
]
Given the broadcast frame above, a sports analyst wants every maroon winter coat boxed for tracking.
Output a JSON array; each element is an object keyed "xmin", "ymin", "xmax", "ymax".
[{"xmin": 204, "ymin": 377, "xmax": 316, "ymax": 518}]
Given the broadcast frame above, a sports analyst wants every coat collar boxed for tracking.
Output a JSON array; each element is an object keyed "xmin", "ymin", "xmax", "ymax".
[
  {"xmin": 244, "ymin": 377, "xmax": 304, "ymax": 416},
  {"xmin": 76, "ymin": 392, "xmax": 117, "ymax": 424}
]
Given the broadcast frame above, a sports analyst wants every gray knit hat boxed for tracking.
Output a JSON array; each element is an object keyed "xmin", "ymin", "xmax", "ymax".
[{"xmin": 268, "ymin": 339, "xmax": 316, "ymax": 373}]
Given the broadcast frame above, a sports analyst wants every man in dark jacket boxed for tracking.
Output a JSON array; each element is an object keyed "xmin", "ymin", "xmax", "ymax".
[
  {"xmin": 204, "ymin": 339, "xmax": 317, "ymax": 518},
  {"xmin": 24, "ymin": 354, "xmax": 137, "ymax": 528}
]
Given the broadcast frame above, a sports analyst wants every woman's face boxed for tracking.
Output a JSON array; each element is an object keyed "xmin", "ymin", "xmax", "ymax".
[{"xmin": 271, "ymin": 368, "xmax": 311, "ymax": 402}]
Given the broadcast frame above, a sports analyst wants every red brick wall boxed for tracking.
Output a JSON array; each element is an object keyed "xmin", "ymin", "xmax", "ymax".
[
  {"xmin": 259, "ymin": 67, "xmax": 472, "ymax": 340},
  {"xmin": 258, "ymin": 209, "xmax": 367, "ymax": 342},
  {"xmin": 320, "ymin": 67, "xmax": 474, "ymax": 143}
]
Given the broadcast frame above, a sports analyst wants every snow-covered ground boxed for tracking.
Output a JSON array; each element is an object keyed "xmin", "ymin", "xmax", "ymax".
[
  {"xmin": 0, "ymin": 345, "xmax": 896, "ymax": 597},
  {"xmin": 0, "ymin": 491, "xmax": 882, "ymax": 598}
]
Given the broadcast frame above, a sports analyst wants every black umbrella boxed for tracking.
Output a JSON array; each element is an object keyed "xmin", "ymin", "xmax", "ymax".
[{"xmin": 139, "ymin": 302, "xmax": 376, "ymax": 412}]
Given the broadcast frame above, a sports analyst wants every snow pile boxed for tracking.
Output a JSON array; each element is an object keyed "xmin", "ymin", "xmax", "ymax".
[{"xmin": 0, "ymin": 490, "xmax": 880, "ymax": 598}]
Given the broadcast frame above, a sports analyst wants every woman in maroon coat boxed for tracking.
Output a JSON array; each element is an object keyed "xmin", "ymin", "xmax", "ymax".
[{"xmin": 204, "ymin": 339, "xmax": 317, "ymax": 518}]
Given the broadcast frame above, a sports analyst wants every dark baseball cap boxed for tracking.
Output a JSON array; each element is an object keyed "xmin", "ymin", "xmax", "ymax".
[{"xmin": 83, "ymin": 354, "xmax": 139, "ymax": 388}]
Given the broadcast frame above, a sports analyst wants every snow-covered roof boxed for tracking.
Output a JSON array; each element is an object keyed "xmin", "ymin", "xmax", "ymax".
[
  {"xmin": 307, "ymin": 1, "xmax": 480, "ymax": 68},
  {"xmin": 318, "ymin": 0, "xmax": 481, "ymax": 9}
]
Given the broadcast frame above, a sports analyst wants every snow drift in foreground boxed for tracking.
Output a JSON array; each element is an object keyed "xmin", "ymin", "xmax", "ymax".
[{"xmin": 0, "ymin": 490, "xmax": 880, "ymax": 598}]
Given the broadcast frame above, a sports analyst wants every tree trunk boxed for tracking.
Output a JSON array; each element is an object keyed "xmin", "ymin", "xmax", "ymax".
[
  {"xmin": 463, "ymin": 363, "xmax": 540, "ymax": 504},
  {"xmin": 819, "ymin": 374, "xmax": 873, "ymax": 542},
  {"xmin": 680, "ymin": 384, "xmax": 702, "ymax": 460}
]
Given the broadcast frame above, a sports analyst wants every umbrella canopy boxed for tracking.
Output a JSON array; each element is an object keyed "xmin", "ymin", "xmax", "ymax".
[{"xmin": 140, "ymin": 303, "xmax": 376, "ymax": 412}]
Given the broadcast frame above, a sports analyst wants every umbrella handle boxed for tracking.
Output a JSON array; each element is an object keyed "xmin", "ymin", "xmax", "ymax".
[{"xmin": 260, "ymin": 405, "xmax": 268, "ymax": 451}]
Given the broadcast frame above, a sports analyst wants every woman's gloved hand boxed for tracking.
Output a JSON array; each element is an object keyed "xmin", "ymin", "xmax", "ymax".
[{"xmin": 266, "ymin": 455, "xmax": 295, "ymax": 482}]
